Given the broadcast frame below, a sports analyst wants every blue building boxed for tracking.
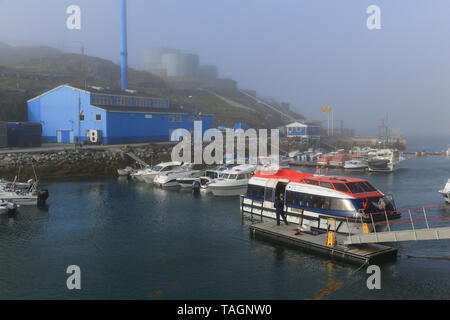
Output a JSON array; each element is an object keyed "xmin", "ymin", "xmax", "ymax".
[
  {"xmin": 285, "ymin": 122, "xmax": 320, "ymax": 138},
  {"xmin": 27, "ymin": 85, "xmax": 214, "ymax": 144}
]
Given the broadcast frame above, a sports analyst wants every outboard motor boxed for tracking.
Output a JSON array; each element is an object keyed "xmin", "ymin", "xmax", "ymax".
[
  {"xmin": 6, "ymin": 202, "xmax": 18, "ymax": 214},
  {"xmin": 192, "ymin": 180, "xmax": 201, "ymax": 194},
  {"xmin": 37, "ymin": 189, "xmax": 50, "ymax": 205}
]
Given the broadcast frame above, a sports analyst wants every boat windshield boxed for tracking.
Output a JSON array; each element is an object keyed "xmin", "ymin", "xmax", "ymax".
[
  {"xmin": 205, "ymin": 171, "xmax": 218, "ymax": 179},
  {"xmin": 354, "ymin": 195, "xmax": 397, "ymax": 214},
  {"xmin": 153, "ymin": 166, "xmax": 163, "ymax": 172}
]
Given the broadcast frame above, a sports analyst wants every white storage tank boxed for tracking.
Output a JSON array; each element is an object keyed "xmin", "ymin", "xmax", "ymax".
[
  {"xmin": 161, "ymin": 53, "xmax": 181, "ymax": 77},
  {"xmin": 179, "ymin": 53, "xmax": 199, "ymax": 77},
  {"xmin": 143, "ymin": 47, "xmax": 179, "ymax": 71}
]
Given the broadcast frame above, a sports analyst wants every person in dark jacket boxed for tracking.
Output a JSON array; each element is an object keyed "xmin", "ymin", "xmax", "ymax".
[{"xmin": 275, "ymin": 193, "xmax": 289, "ymax": 226}]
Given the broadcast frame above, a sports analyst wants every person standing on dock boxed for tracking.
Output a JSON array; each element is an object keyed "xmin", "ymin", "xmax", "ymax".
[{"xmin": 275, "ymin": 193, "xmax": 289, "ymax": 226}]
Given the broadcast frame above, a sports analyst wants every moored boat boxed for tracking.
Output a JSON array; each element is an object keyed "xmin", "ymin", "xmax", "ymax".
[
  {"xmin": 367, "ymin": 149, "xmax": 402, "ymax": 172},
  {"xmin": 0, "ymin": 180, "xmax": 49, "ymax": 206},
  {"xmin": 154, "ymin": 163, "xmax": 202, "ymax": 188},
  {"xmin": 438, "ymin": 179, "xmax": 450, "ymax": 204},
  {"xmin": 317, "ymin": 155, "xmax": 331, "ymax": 166},
  {"xmin": 208, "ymin": 164, "xmax": 256, "ymax": 196},
  {"xmin": 140, "ymin": 162, "xmax": 182, "ymax": 183},
  {"xmin": 344, "ymin": 159, "xmax": 368, "ymax": 170},
  {"xmin": 329, "ymin": 154, "xmax": 349, "ymax": 168},
  {"xmin": 117, "ymin": 167, "xmax": 134, "ymax": 177},
  {"xmin": 241, "ymin": 169, "xmax": 400, "ymax": 234}
]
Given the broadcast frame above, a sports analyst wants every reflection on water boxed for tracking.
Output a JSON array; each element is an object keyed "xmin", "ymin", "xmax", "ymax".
[{"xmin": 0, "ymin": 157, "xmax": 449, "ymax": 299}]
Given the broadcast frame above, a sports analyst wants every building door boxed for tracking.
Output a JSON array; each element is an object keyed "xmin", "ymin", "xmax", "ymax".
[{"xmin": 57, "ymin": 130, "xmax": 73, "ymax": 144}]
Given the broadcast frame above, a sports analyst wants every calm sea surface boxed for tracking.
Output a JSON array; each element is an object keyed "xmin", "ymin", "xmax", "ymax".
[{"xmin": 0, "ymin": 156, "xmax": 449, "ymax": 300}]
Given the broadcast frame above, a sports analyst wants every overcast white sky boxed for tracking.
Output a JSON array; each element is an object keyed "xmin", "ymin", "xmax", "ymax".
[{"xmin": 1, "ymin": 0, "xmax": 449, "ymax": 140}]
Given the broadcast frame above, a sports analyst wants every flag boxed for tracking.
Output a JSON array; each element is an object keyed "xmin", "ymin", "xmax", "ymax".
[{"xmin": 320, "ymin": 106, "xmax": 332, "ymax": 114}]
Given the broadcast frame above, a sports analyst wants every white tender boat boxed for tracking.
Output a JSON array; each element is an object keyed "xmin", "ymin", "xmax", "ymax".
[
  {"xmin": 140, "ymin": 162, "xmax": 182, "ymax": 184},
  {"xmin": 241, "ymin": 169, "xmax": 400, "ymax": 234},
  {"xmin": 438, "ymin": 179, "xmax": 450, "ymax": 204},
  {"xmin": 208, "ymin": 164, "xmax": 256, "ymax": 196},
  {"xmin": 153, "ymin": 163, "xmax": 202, "ymax": 188}
]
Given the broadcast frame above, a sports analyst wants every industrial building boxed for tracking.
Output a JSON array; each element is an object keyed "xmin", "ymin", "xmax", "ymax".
[
  {"xmin": 27, "ymin": 85, "xmax": 214, "ymax": 144},
  {"xmin": 7, "ymin": 122, "xmax": 42, "ymax": 148},
  {"xmin": 143, "ymin": 47, "xmax": 217, "ymax": 79},
  {"xmin": 285, "ymin": 122, "xmax": 320, "ymax": 138}
]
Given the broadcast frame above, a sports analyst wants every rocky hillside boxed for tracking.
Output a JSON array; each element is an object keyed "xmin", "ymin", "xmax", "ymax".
[{"xmin": 0, "ymin": 42, "xmax": 302, "ymax": 128}]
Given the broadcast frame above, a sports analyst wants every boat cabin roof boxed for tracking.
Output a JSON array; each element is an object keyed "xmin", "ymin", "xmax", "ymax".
[{"xmin": 252, "ymin": 170, "xmax": 383, "ymax": 199}]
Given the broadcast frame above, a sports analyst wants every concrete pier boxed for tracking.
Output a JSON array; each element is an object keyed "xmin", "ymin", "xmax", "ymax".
[{"xmin": 249, "ymin": 222, "xmax": 398, "ymax": 265}]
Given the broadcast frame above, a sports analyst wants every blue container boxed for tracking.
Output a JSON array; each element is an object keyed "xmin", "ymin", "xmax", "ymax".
[{"xmin": 7, "ymin": 122, "xmax": 42, "ymax": 148}]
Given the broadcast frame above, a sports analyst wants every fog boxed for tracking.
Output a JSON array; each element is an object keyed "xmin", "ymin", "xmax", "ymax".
[{"xmin": 1, "ymin": 0, "xmax": 449, "ymax": 139}]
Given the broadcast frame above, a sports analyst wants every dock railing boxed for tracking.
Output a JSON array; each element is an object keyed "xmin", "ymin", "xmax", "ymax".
[{"xmin": 345, "ymin": 204, "xmax": 450, "ymax": 244}]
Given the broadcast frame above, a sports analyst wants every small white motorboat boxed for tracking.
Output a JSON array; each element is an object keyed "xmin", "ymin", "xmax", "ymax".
[
  {"xmin": 177, "ymin": 173, "xmax": 206, "ymax": 189},
  {"xmin": 0, "ymin": 182, "xmax": 49, "ymax": 206},
  {"xmin": 141, "ymin": 162, "xmax": 183, "ymax": 184},
  {"xmin": 208, "ymin": 164, "xmax": 256, "ymax": 196},
  {"xmin": 154, "ymin": 163, "xmax": 202, "ymax": 188},
  {"xmin": 189, "ymin": 164, "xmax": 242, "ymax": 193},
  {"xmin": 117, "ymin": 167, "xmax": 134, "ymax": 176},
  {"xmin": 438, "ymin": 179, "xmax": 450, "ymax": 204}
]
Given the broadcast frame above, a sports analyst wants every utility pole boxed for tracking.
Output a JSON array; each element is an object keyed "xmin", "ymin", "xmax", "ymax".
[{"xmin": 73, "ymin": 41, "xmax": 87, "ymax": 90}]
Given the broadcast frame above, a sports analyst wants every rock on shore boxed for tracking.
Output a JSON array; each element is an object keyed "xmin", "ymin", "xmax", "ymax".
[{"xmin": 0, "ymin": 145, "xmax": 174, "ymax": 180}]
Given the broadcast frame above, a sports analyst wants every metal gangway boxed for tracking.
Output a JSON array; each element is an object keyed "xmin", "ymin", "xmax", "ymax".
[{"xmin": 344, "ymin": 204, "xmax": 450, "ymax": 245}]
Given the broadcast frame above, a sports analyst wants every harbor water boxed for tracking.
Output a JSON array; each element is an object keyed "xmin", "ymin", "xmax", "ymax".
[{"xmin": 0, "ymin": 156, "xmax": 449, "ymax": 299}]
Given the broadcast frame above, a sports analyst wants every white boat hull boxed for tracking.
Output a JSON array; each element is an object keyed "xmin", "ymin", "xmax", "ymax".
[
  {"xmin": 142, "ymin": 173, "xmax": 159, "ymax": 184},
  {"xmin": 240, "ymin": 198, "xmax": 389, "ymax": 235},
  {"xmin": 154, "ymin": 180, "xmax": 180, "ymax": 188},
  {"xmin": 177, "ymin": 179, "xmax": 198, "ymax": 189},
  {"xmin": 131, "ymin": 174, "xmax": 146, "ymax": 182},
  {"xmin": 0, "ymin": 195, "xmax": 37, "ymax": 206},
  {"xmin": 439, "ymin": 191, "xmax": 450, "ymax": 203},
  {"xmin": 209, "ymin": 184, "xmax": 248, "ymax": 197},
  {"xmin": 368, "ymin": 161, "xmax": 401, "ymax": 172}
]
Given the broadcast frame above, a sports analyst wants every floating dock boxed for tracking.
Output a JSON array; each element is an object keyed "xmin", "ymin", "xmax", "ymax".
[{"xmin": 249, "ymin": 222, "xmax": 398, "ymax": 265}]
